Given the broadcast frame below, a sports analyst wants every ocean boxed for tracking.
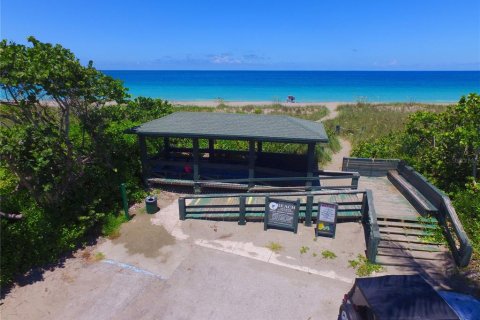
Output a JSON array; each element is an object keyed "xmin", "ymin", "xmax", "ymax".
[{"xmin": 102, "ymin": 71, "xmax": 480, "ymax": 103}]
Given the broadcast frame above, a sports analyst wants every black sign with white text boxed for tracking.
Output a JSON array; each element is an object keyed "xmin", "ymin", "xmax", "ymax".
[{"xmin": 264, "ymin": 197, "xmax": 299, "ymax": 233}]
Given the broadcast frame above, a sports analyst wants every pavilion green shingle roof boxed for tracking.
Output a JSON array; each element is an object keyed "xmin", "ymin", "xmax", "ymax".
[{"xmin": 131, "ymin": 112, "xmax": 329, "ymax": 143}]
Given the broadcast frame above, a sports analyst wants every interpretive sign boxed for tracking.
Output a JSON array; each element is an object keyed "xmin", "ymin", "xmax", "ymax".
[
  {"xmin": 264, "ymin": 197, "xmax": 300, "ymax": 233},
  {"xmin": 316, "ymin": 202, "xmax": 338, "ymax": 238}
]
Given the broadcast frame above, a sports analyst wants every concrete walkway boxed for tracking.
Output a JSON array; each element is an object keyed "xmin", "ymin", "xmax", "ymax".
[{"xmin": 1, "ymin": 194, "xmax": 366, "ymax": 320}]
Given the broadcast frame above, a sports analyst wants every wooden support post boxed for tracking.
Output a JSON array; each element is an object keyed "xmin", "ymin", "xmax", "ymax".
[
  {"xmin": 138, "ymin": 135, "xmax": 148, "ymax": 187},
  {"xmin": 294, "ymin": 199, "xmax": 300, "ymax": 234},
  {"xmin": 178, "ymin": 198, "xmax": 186, "ymax": 220},
  {"xmin": 238, "ymin": 196, "xmax": 246, "ymax": 225},
  {"xmin": 248, "ymin": 140, "xmax": 255, "ymax": 188},
  {"xmin": 193, "ymin": 138, "xmax": 200, "ymax": 193},
  {"xmin": 208, "ymin": 139, "xmax": 215, "ymax": 160},
  {"xmin": 367, "ymin": 235, "xmax": 380, "ymax": 263},
  {"xmin": 163, "ymin": 137, "xmax": 170, "ymax": 158},
  {"xmin": 305, "ymin": 195, "xmax": 313, "ymax": 226},
  {"xmin": 264, "ymin": 196, "xmax": 269, "ymax": 231},
  {"xmin": 351, "ymin": 173, "xmax": 360, "ymax": 190},
  {"xmin": 360, "ymin": 192, "xmax": 368, "ymax": 224},
  {"xmin": 256, "ymin": 141, "xmax": 262, "ymax": 176},
  {"xmin": 306, "ymin": 142, "xmax": 316, "ymax": 189}
]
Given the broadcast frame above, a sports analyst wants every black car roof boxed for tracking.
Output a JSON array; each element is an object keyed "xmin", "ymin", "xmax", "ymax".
[{"xmin": 355, "ymin": 275, "xmax": 459, "ymax": 320}]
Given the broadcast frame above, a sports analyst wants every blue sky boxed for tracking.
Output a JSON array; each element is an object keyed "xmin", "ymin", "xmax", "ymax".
[{"xmin": 1, "ymin": 0, "xmax": 479, "ymax": 70}]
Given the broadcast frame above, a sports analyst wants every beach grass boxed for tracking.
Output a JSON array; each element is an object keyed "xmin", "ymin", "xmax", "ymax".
[
  {"xmin": 174, "ymin": 103, "xmax": 329, "ymax": 121},
  {"xmin": 324, "ymin": 102, "xmax": 449, "ymax": 146}
]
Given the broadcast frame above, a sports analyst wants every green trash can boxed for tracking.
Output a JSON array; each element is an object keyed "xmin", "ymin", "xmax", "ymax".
[{"xmin": 145, "ymin": 195, "xmax": 158, "ymax": 214}]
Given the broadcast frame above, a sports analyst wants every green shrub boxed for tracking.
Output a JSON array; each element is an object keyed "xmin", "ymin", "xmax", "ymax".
[
  {"xmin": 102, "ymin": 212, "xmax": 129, "ymax": 239},
  {"xmin": 453, "ymin": 181, "xmax": 480, "ymax": 256}
]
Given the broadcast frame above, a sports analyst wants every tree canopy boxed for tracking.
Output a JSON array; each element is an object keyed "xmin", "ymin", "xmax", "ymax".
[{"xmin": 0, "ymin": 37, "xmax": 129, "ymax": 207}]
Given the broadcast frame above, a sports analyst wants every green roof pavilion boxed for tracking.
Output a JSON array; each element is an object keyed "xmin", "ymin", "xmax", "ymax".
[
  {"xmin": 132, "ymin": 112, "xmax": 329, "ymax": 143},
  {"xmin": 129, "ymin": 112, "xmax": 330, "ymax": 191}
]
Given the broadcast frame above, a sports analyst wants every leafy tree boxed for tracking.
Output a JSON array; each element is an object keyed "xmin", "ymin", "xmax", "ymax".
[
  {"xmin": 402, "ymin": 94, "xmax": 479, "ymax": 189},
  {"xmin": 0, "ymin": 37, "xmax": 128, "ymax": 208},
  {"xmin": 0, "ymin": 37, "xmax": 176, "ymax": 286}
]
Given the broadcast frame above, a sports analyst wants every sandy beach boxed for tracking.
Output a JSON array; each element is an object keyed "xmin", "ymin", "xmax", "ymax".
[
  {"xmin": 171, "ymin": 100, "xmax": 347, "ymax": 107},
  {"xmin": 170, "ymin": 100, "xmax": 451, "ymax": 121},
  {"xmin": 171, "ymin": 100, "xmax": 346, "ymax": 119}
]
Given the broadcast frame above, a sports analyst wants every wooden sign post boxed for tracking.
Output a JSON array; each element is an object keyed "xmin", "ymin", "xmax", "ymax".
[
  {"xmin": 264, "ymin": 197, "xmax": 300, "ymax": 233},
  {"xmin": 315, "ymin": 202, "xmax": 338, "ymax": 238}
]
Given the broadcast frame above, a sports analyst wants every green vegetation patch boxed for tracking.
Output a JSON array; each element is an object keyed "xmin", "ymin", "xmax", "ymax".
[
  {"xmin": 175, "ymin": 103, "xmax": 329, "ymax": 121},
  {"xmin": 266, "ymin": 241, "xmax": 283, "ymax": 253},
  {"xmin": 348, "ymin": 254, "xmax": 384, "ymax": 277},
  {"xmin": 102, "ymin": 213, "xmax": 129, "ymax": 239},
  {"xmin": 324, "ymin": 102, "xmax": 448, "ymax": 147},
  {"xmin": 300, "ymin": 246, "xmax": 310, "ymax": 254},
  {"xmin": 417, "ymin": 216, "xmax": 447, "ymax": 246},
  {"xmin": 94, "ymin": 252, "xmax": 106, "ymax": 261},
  {"xmin": 321, "ymin": 250, "xmax": 337, "ymax": 259}
]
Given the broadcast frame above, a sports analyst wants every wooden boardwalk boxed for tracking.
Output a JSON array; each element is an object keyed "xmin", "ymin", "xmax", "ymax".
[
  {"xmin": 358, "ymin": 176, "xmax": 454, "ymax": 275},
  {"xmin": 358, "ymin": 176, "xmax": 419, "ymax": 219}
]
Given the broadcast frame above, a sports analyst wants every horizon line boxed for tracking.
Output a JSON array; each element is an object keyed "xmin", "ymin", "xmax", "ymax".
[{"xmin": 100, "ymin": 69, "xmax": 480, "ymax": 72}]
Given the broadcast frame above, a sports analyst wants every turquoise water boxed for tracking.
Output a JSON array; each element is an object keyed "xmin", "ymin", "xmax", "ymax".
[{"xmin": 102, "ymin": 71, "xmax": 480, "ymax": 103}]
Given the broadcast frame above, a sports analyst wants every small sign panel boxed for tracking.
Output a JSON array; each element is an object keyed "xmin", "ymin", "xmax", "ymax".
[
  {"xmin": 264, "ymin": 197, "xmax": 299, "ymax": 233},
  {"xmin": 316, "ymin": 202, "xmax": 338, "ymax": 238}
]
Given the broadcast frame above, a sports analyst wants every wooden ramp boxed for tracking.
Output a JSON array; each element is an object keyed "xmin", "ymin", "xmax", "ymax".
[
  {"xmin": 358, "ymin": 176, "xmax": 452, "ymax": 270},
  {"xmin": 359, "ymin": 176, "xmax": 418, "ymax": 219}
]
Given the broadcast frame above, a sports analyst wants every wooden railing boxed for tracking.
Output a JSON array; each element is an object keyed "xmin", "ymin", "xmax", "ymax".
[
  {"xmin": 362, "ymin": 190, "xmax": 380, "ymax": 263},
  {"xmin": 178, "ymin": 189, "xmax": 381, "ymax": 263},
  {"xmin": 397, "ymin": 164, "xmax": 473, "ymax": 267},
  {"xmin": 342, "ymin": 157, "xmax": 400, "ymax": 177},
  {"xmin": 150, "ymin": 169, "xmax": 360, "ymax": 192}
]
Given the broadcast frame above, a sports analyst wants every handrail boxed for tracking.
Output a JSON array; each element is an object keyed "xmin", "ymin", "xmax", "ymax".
[
  {"xmin": 181, "ymin": 189, "xmax": 365, "ymax": 200},
  {"xmin": 363, "ymin": 189, "xmax": 380, "ymax": 263},
  {"xmin": 342, "ymin": 157, "xmax": 401, "ymax": 177},
  {"xmin": 398, "ymin": 164, "xmax": 473, "ymax": 267},
  {"xmin": 343, "ymin": 157, "xmax": 401, "ymax": 162},
  {"xmin": 439, "ymin": 195, "xmax": 473, "ymax": 267},
  {"xmin": 150, "ymin": 170, "xmax": 360, "ymax": 191},
  {"xmin": 179, "ymin": 190, "xmax": 366, "ymax": 223},
  {"xmin": 196, "ymin": 175, "xmax": 356, "ymax": 183}
]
